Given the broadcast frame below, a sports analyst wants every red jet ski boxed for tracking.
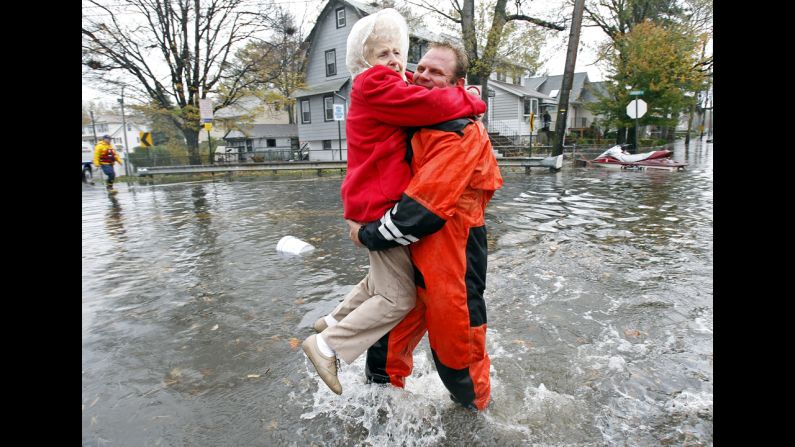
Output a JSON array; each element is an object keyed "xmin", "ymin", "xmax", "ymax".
[{"xmin": 590, "ymin": 145, "xmax": 686, "ymax": 171}]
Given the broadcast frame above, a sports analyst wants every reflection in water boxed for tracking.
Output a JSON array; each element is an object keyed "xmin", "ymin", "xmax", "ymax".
[
  {"xmin": 82, "ymin": 140, "xmax": 712, "ymax": 446},
  {"xmin": 105, "ymin": 193, "xmax": 125, "ymax": 242}
]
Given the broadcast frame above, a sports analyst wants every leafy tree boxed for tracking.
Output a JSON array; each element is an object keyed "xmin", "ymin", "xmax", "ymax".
[
  {"xmin": 587, "ymin": 21, "xmax": 709, "ymax": 141},
  {"xmin": 584, "ymin": 0, "xmax": 712, "ymax": 141},
  {"xmin": 82, "ymin": 0, "xmax": 284, "ymax": 164}
]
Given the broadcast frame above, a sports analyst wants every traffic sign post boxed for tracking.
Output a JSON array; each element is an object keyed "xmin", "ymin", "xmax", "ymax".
[
  {"xmin": 198, "ymin": 99, "xmax": 214, "ymax": 164},
  {"xmin": 334, "ymin": 104, "xmax": 345, "ymax": 160},
  {"xmin": 626, "ymin": 92, "xmax": 646, "ymax": 153}
]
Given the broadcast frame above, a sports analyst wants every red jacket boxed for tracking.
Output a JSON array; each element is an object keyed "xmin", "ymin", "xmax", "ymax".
[{"xmin": 340, "ymin": 65, "xmax": 486, "ymax": 222}]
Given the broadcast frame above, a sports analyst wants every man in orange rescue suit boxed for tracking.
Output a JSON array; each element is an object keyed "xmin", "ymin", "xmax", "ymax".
[
  {"xmin": 93, "ymin": 134, "xmax": 123, "ymax": 192},
  {"xmin": 346, "ymin": 41, "xmax": 503, "ymax": 412}
]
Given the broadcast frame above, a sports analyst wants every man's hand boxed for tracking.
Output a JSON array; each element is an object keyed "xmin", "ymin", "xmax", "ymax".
[{"xmin": 345, "ymin": 219, "xmax": 363, "ymax": 247}]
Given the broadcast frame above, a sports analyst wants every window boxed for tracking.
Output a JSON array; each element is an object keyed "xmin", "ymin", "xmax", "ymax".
[
  {"xmin": 322, "ymin": 140, "xmax": 332, "ymax": 150},
  {"xmin": 523, "ymin": 98, "xmax": 539, "ymax": 128},
  {"xmin": 496, "ymin": 70, "xmax": 506, "ymax": 82},
  {"xmin": 523, "ymin": 98, "xmax": 538, "ymax": 116},
  {"xmin": 408, "ymin": 39, "xmax": 427, "ymax": 64},
  {"xmin": 324, "ymin": 96, "xmax": 334, "ymax": 121},
  {"xmin": 325, "ymin": 49, "xmax": 337, "ymax": 77},
  {"xmin": 301, "ymin": 99, "xmax": 311, "ymax": 123},
  {"xmin": 266, "ymin": 139, "xmax": 276, "ymax": 147},
  {"xmin": 336, "ymin": 7, "xmax": 346, "ymax": 28}
]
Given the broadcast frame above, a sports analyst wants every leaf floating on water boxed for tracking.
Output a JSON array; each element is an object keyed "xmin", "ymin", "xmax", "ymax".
[
  {"xmin": 624, "ymin": 329, "xmax": 642, "ymax": 338},
  {"xmin": 267, "ymin": 420, "xmax": 278, "ymax": 431},
  {"xmin": 211, "ymin": 324, "xmax": 219, "ymax": 331},
  {"xmin": 289, "ymin": 337, "xmax": 300, "ymax": 349},
  {"xmin": 247, "ymin": 374, "xmax": 261, "ymax": 379},
  {"xmin": 89, "ymin": 396, "xmax": 100, "ymax": 408},
  {"xmin": 294, "ymin": 298, "xmax": 305, "ymax": 305}
]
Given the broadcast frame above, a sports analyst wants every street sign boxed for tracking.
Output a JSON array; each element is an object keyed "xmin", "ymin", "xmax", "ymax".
[
  {"xmin": 139, "ymin": 131, "xmax": 153, "ymax": 147},
  {"xmin": 199, "ymin": 98, "xmax": 213, "ymax": 123},
  {"xmin": 529, "ymin": 112, "xmax": 535, "ymax": 132},
  {"xmin": 333, "ymin": 104, "xmax": 345, "ymax": 121},
  {"xmin": 629, "ymin": 90, "xmax": 644, "ymax": 96},
  {"xmin": 203, "ymin": 123, "xmax": 212, "ymax": 131},
  {"xmin": 626, "ymin": 99, "xmax": 647, "ymax": 119}
]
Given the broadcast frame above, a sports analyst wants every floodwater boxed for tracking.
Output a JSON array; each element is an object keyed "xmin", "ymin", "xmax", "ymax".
[{"xmin": 82, "ymin": 139, "xmax": 712, "ymax": 446}]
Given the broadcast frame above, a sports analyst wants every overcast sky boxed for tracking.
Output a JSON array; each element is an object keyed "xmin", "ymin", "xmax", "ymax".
[{"xmin": 82, "ymin": 0, "xmax": 613, "ymax": 106}]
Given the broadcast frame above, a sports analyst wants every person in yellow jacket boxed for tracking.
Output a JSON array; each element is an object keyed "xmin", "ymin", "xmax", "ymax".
[{"xmin": 93, "ymin": 135, "xmax": 122, "ymax": 192}]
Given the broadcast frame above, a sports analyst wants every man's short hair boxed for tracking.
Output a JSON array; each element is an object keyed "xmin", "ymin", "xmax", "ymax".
[{"xmin": 427, "ymin": 41, "xmax": 468, "ymax": 82}]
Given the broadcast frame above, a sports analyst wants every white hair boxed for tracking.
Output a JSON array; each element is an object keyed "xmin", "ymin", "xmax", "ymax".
[{"xmin": 346, "ymin": 8, "xmax": 409, "ymax": 81}]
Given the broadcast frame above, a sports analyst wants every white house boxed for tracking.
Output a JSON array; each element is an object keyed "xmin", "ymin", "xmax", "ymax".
[
  {"xmin": 199, "ymin": 95, "xmax": 292, "ymax": 149},
  {"xmin": 221, "ymin": 124, "xmax": 299, "ymax": 162},
  {"xmin": 484, "ymin": 79, "xmax": 553, "ymax": 144}
]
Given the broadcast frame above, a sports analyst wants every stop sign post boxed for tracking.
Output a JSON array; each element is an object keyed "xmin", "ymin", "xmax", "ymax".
[{"xmin": 626, "ymin": 92, "xmax": 646, "ymax": 152}]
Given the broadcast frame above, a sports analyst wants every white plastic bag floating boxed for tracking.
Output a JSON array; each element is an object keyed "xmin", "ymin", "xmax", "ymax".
[{"xmin": 276, "ymin": 236, "xmax": 315, "ymax": 255}]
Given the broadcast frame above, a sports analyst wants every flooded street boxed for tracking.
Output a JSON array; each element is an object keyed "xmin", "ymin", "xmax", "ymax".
[{"xmin": 82, "ymin": 139, "xmax": 712, "ymax": 446}]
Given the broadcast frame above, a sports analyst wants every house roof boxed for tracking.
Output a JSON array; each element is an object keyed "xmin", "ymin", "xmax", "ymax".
[
  {"xmin": 526, "ymin": 72, "xmax": 590, "ymax": 103},
  {"xmin": 292, "ymin": 77, "xmax": 351, "ymax": 98},
  {"xmin": 215, "ymin": 95, "xmax": 267, "ymax": 119},
  {"xmin": 580, "ymin": 81, "xmax": 609, "ymax": 102},
  {"xmin": 489, "ymin": 79, "xmax": 553, "ymax": 100},
  {"xmin": 304, "ymin": 0, "xmax": 379, "ymax": 48},
  {"xmin": 223, "ymin": 124, "xmax": 298, "ymax": 140}
]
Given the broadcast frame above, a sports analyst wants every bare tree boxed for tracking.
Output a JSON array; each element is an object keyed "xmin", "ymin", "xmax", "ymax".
[
  {"xmin": 226, "ymin": 10, "xmax": 308, "ymax": 124},
  {"xmin": 82, "ymin": 0, "xmax": 281, "ymax": 164}
]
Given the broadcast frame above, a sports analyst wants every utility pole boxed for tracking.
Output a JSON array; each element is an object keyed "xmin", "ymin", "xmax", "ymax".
[
  {"xmin": 552, "ymin": 0, "xmax": 586, "ymax": 157},
  {"xmin": 118, "ymin": 86, "xmax": 131, "ymax": 176},
  {"xmin": 89, "ymin": 110, "xmax": 103, "ymax": 182},
  {"xmin": 89, "ymin": 110, "xmax": 98, "ymax": 146}
]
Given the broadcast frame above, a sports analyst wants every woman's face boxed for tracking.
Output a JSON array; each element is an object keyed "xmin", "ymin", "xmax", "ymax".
[{"xmin": 366, "ymin": 41, "xmax": 403, "ymax": 74}]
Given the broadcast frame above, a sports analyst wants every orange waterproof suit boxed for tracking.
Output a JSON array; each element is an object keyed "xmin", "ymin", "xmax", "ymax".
[{"xmin": 357, "ymin": 118, "xmax": 503, "ymax": 410}]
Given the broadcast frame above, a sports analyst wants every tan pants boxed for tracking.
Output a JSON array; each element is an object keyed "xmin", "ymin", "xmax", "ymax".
[{"xmin": 322, "ymin": 245, "xmax": 416, "ymax": 364}]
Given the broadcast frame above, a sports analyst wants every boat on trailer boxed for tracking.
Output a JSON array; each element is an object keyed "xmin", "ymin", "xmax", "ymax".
[{"xmin": 589, "ymin": 145, "xmax": 686, "ymax": 171}]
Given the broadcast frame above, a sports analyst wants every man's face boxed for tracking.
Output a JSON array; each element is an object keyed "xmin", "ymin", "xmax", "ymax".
[{"xmin": 413, "ymin": 48, "xmax": 461, "ymax": 89}]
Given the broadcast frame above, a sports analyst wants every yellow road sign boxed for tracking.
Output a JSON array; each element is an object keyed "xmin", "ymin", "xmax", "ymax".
[
  {"xmin": 140, "ymin": 132, "xmax": 153, "ymax": 147},
  {"xmin": 203, "ymin": 123, "xmax": 212, "ymax": 131}
]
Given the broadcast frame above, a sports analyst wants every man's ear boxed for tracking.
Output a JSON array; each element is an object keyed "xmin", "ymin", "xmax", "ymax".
[{"xmin": 455, "ymin": 78, "xmax": 465, "ymax": 87}]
